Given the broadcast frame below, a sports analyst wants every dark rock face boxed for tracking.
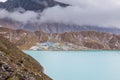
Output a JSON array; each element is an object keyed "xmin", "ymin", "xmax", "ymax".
[
  {"xmin": 0, "ymin": 36, "xmax": 52, "ymax": 80},
  {"xmin": 0, "ymin": 0, "xmax": 69, "ymax": 11}
]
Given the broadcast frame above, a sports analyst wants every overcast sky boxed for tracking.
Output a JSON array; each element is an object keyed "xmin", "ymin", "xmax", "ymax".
[{"xmin": 0, "ymin": 0, "xmax": 120, "ymax": 28}]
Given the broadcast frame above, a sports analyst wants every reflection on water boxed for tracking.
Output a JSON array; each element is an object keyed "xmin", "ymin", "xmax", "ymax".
[{"xmin": 24, "ymin": 51, "xmax": 120, "ymax": 80}]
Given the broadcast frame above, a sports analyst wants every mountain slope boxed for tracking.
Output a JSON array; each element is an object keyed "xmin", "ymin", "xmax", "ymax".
[
  {"xmin": 0, "ymin": 0, "xmax": 69, "ymax": 11},
  {"xmin": 35, "ymin": 23, "xmax": 120, "ymax": 34},
  {"xmin": 1, "ymin": 21, "xmax": 120, "ymax": 34},
  {"xmin": 0, "ymin": 36, "xmax": 52, "ymax": 80},
  {"xmin": 35, "ymin": 31, "xmax": 120, "ymax": 50},
  {"xmin": 1, "ymin": 27, "xmax": 120, "ymax": 50}
]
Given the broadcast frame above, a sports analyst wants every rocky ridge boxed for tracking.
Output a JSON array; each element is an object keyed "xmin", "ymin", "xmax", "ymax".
[
  {"xmin": 0, "ymin": 35, "xmax": 52, "ymax": 80},
  {"xmin": 0, "ymin": 27, "xmax": 120, "ymax": 50},
  {"xmin": 1, "ymin": 21, "xmax": 120, "ymax": 34}
]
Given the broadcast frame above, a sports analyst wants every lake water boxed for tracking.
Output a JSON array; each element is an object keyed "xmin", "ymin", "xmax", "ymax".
[{"xmin": 24, "ymin": 51, "xmax": 120, "ymax": 80}]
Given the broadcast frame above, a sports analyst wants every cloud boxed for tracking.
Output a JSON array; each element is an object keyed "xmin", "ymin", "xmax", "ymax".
[
  {"xmin": 55, "ymin": 0, "xmax": 120, "ymax": 7},
  {"xmin": 0, "ymin": 0, "xmax": 120, "ymax": 28},
  {"xmin": 0, "ymin": 9, "xmax": 39, "ymax": 23},
  {"xmin": 40, "ymin": 0, "xmax": 120, "ymax": 28},
  {"xmin": 0, "ymin": 0, "xmax": 7, "ymax": 2}
]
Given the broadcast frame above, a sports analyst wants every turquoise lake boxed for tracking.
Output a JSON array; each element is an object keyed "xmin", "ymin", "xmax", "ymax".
[{"xmin": 24, "ymin": 51, "xmax": 120, "ymax": 80}]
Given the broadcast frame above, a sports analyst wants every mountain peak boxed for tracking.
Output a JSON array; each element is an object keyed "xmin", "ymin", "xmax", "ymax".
[{"xmin": 0, "ymin": 0, "xmax": 69, "ymax": 11}]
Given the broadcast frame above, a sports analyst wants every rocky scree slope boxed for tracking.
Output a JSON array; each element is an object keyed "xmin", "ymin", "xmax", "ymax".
[{"xmin": 0, "ymin": 36, "xmax": 52, "ymax": 80}]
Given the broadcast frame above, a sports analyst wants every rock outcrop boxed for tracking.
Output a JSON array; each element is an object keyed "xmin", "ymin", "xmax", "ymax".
[{"xmin": 0, "ymin": 36, "xmax": 52, "ymax": 80}]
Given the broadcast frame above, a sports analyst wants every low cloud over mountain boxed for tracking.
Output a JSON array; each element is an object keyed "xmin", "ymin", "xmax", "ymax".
[
  {"xmin": 0, "ymin": 9, "xmax": 39, "ymax": 23},
  {"xmin": 0, "ymin": 0, "xmax": 120, "ymax": 29},
  {"xmin": 43, "ymin": 0, "xmax": 120, "ymax": 28}
]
